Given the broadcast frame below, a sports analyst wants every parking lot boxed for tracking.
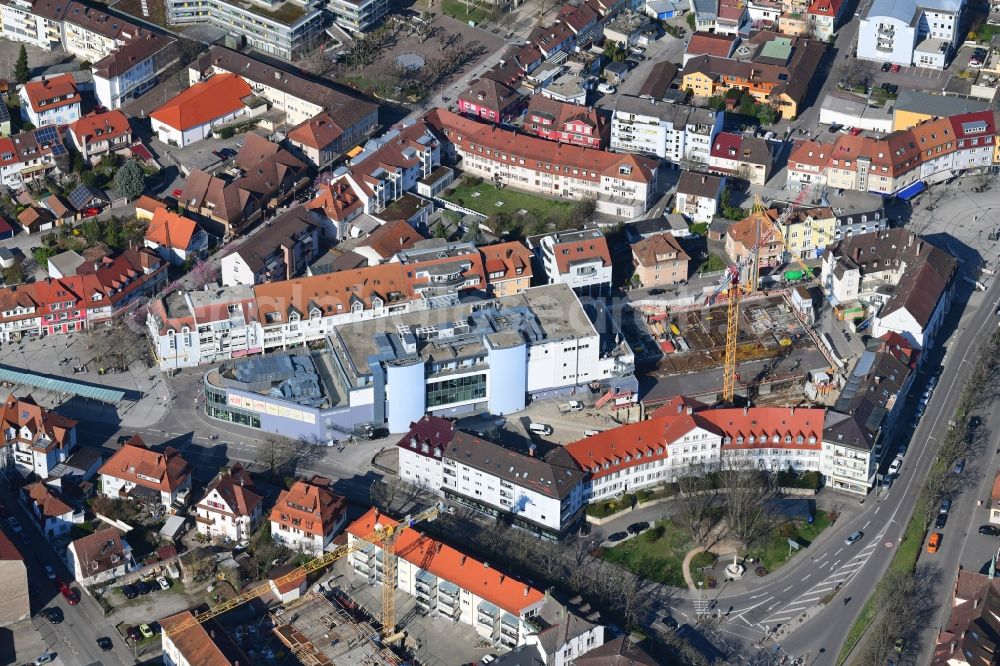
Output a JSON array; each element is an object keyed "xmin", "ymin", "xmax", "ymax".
[{"xmin": 593, "ymin": 28, "xmax": 688, "ymax": 109}]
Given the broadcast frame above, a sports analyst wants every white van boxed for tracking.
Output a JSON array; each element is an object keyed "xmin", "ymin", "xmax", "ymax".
[{"xmin": 529, "ymin": 423, "xmax": 553, "ymax": 436}]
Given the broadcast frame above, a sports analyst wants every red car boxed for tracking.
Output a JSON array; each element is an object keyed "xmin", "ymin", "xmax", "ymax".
[
  {"xmin": 81, "ymin": 207, "xmax": 101, "ymax": 218},
  {"xmin": 849, "ymin": 127, "xmax": 864, "ymax": 136},
  {"xmin": 890, "ymin": 64, "xmax": 901, "ymax": 72},
  {"xmin": 172, "ymin": 188, "xmax": 183, "ymax": 198},
  {"xmin": 59, "ymin": 581, "xmax": 79, "ymax": 605}
]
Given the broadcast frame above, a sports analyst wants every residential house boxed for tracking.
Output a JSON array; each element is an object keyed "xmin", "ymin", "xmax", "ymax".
[
  {"xmin": 348, "ymin": 219, "xmax": 424, "ymax": 266},
  {"xmin": 524, "ymin": 97, "xmax": 608, "ymax": 149},
  {"xmin": 675, "ymin": 171, "xmax": 725, "ymax": 223},
  {"xmin": 990, "ymin": 472, "xmax": 1000, "ymax": 525},
  {"xmin": 397, "ymin": 415, "xmax": 588, "ymax": 538},
  {"xmin": 779, "ymin": 206, "xmax": 837, "ymax": 260},
  {"xmin": 65, "ymin": 110, "xmax": 132, "ymax": 165},
  {"xmin": 269, "ymin": 477, "xmax": 347, "ymax": 554},
  {"xmin": 807, "ymin": 0, "xmax": 846, "ymax": 39},
  {"xmin": 220, "ymin": 207, "xmax": 320, "ymax": 286},
  {"xmin": 522, "ymin": 596, "xmax": 606, "ymax": 666},
  {"xmin": 426, "ymin": 108, "xmax": 659, "ymax": 219},
  {"xmin": 575, "ymin": 636, "xmax": 660, "ymax": 666},
  {"xmin": 0, "ymin": 394, "xmax": 77, "ymax": 478},
  {"xmin": 821, "ymin": 229, "xmax": 957, "ymax": 349},
  {"xmin": 144, "ymin": 208, "xmax": 208, "ymax": 266},
  {"xmin": 480, "ymin": 241, "xmax": 534, "ymax": 296},
  {"xmin": 286, "ymin": 112, "xmax": 346, "ymax": 169},
  {"xmin": 150, "ymin": 73, "xmax": 257, "ymax": 147},
  {"xmin": 933, "ymin": 568, "xmax": 1000, "ymax": 665},
  {"xmin": 0, "ymin": 126, "xmax": 71, "ymax": 189},
  {"xmin": 19, "ymin": 73, "xmax": 81, "ymax": 127},
  {"xmin": 708, "ymin": 132, "xmax": 773, "ymax": 184},
  {"xmin": 189, "ymin": 47, "xmax": 378, "ymax": 140},
  {"xmin": 180, "ymin": 134, "xmax": 310, "ymax": 238},
  {"xmin": 724, "ymin": 209, "xmax": 783, "ymax": 270},
  {"xmin": 0, "ymin": 531, "xmax": 28, "ymax": 626},
  {"xmin": 458, "ymin": 78, "xmax": 526, "ymax": 124},
  {"xmin": 631, "ymin": 232, "xmax": 691, "ymax": 286},
  {"xmin": 21, "ymin": 481, "xmax": 82, "ymax": 539},
  {"xmin": 161, "ymin": 611, "xmax": 249, "ymax": 666},
  {"xmin": 680, "ymin": 32, "xmax": 826, "ymax": 119},
  {"xmin": 636, "ymin": 61, "xmax": 680, "ymax": 101},
  {"xmin": 786, "ymin": 139, "xmax": 830, "ymax": 189},
  {"xmin": 683, "ymin": 32, "xmax": 739, "ymax": 65},
  {"xmin": 626, "ymin": 214, "xmax": 691, "ymax": 241},
  {"xmin": 65, "ymin": 526, "xmax": 135, "ymax": 584},
  {"xmin": 194, "ymin": 464, "xmax": 263, "ymax": 544},
  {"xmin": 531, "ymin": 227, "xmax": 612, "ymax": 292},
  {"xmin": 610, "ymin": 95, "xmax": 721, "ymax": 164},
  {"xmin": 347, "ymin": 508, "xmax": 547, "ymax": 648},
  {"xmin": 98, "ymin": 435, "xmax": 192, "ymax": 513}
]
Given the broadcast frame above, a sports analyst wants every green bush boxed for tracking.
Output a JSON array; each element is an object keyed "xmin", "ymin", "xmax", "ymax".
[
  {"xmin": 219, "ymin": 127, "xmax": 235, "ymax": 139},
  {"xmin": 643, "ymin": 524, "xmax": 666, "ymax": 542},
  {"xmin": 691, "ymin": 550, "xmax": 717, "ymax": 570}
]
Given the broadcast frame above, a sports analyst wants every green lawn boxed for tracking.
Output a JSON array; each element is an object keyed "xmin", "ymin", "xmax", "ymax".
[
  {"xmin": 602, "ymin": 520, "xmax": 693, "ymax": 588},
  {"xmin": 441, "ymin": 0, "xmax": 490, "ymax": 23},
  {"xmin": 747, "ymin": 511, "xmax": 832, "ymax": 572},
  {"xmin": 442, "ymin": 179, "xmax": 574, "ymax": 222},
  {"xmin": 703, "ymin": 253, "xmax": 728, "ymax": 272},
  {"xmin": 690, "ymin": 222, "xmax": 709, "ymax": 236}
]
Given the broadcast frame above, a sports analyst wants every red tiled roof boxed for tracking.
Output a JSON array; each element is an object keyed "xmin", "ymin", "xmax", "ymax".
[
  {"xmin": 788, "ymin": 139, "xmax": 832, "ymax": 169},
  {"xmin": 67, "ymin": 110, "xmax": 131, "ymax": 146},
  {"xmin": 98, "ymin": 437, "xmax": 190, "ymax": 492},
  {"xmin": 287, "ymin": 111, "xmax": 343, "ymax": 150},
  {"xmin": 686, "ymin": 32, "xmax": 738, "ymax": 58},
  {"xmin": 424, "ymin": 108, "xmax": 656, "ymax": 185},
  {"xmin": 710, "ymin": 132, "xmax": 743, "ymax": 159},
  {"xmin": 24, "ymin": 482, "xmax": 73, "ymax": 518},
  {"xmin": 347, "ymin": 508, "xmax": 545, "ymax": 615},
  {"xmin": 150, "ymin": 73, "xmax": 252, "ymax": 132},
  {"xmin": 808, "ymin": 0, "xmax": 841, "ymax": 17},
  {"xmin": 0, "ymin": 393, "xmax": 76, "ymax": 453},
  {"xmin": 22, "ymin": 74, "xmax": 80, "ymax": 113},
  {"xmin": 480, "ymin": 241, "xmax": 533, "ymax": 283},
  {"xmin": 552, "ymin": 235, "xmax": 612, "ymax": 275},
  {"xmin": 308, "ymin": 180, "xmax": 363, "ymax": 223}
]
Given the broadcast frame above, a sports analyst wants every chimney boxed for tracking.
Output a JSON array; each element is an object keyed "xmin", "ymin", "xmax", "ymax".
[
  {"xmin": 500, "ymin": 574, "xmax": 506, "ymax": 583},
  {"xmin": 484, "ymin": 561, "xmax": 490, "ymax": 568},
  {"xmin": 374, "ymin": 509, "xmax": 380, "ymax": 523},
  {"xmin": 460, "ymin": 555, "xmax": 467, "ymax": 565},
  {"xmin": 743, "ymin": 406, "xmax": 749, "ymax": 415},
  {"xmin": 523, "ymin": 586, "xmax": 530, "ymax": 597},
  {"xmin": 686, "ymin": 405, "xmax": 693, "ymax": 415},
  {"xmin": 917, "ymin": 241, "xmax": 923, "ymax": 255},
  {"xmin": 529, "ymin": 444, "xmax": 537, "ymax": 457}
]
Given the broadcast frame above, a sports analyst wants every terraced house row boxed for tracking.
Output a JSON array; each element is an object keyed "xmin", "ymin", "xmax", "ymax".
[{"xmin": 788, "ymin": 110, "xmax": 1000, "ymax": 197}]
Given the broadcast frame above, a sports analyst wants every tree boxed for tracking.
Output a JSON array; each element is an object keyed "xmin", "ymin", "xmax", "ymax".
[
  {"xmin": 686, "ymin": 12, "xmax": 697, "ymax": 30},
  {"xmin": 32, "ymin": 246, "xmax": 56, "ymax": 266},
  {"xmin": 433, "ymin": 221, "xmax": 449, "ymax": 239},
  {"xmin": 675, "ymin": 465, "xmax": 720, "ymax": 545},
  {"xmin": 568, "ymin": 197, "xmax": 598, "ymax": 228},
  {"xmin": 14, "ymin": 45, "xmax": 29, "ymax": 85},
  {"xmin": 462, "ymin": 223, "xmax": 483, "ymax": 244},
  {"xmin": 254, "ymin": 434, "xmax": 316, "ymax": 479},
  {"xmin": 87, "ymin": 323, "xmax": 147, "ymax": 372},
  {"xmin": 718, "ymin": 458, "xmax": 773, "ymax": 546},
  {"xmin": 183, "ymin": 548, "xmax": 216, "ymax": 583},
  {"xmin": 113, "ymin": 159, "xmax": 145, "ymax": 201}
]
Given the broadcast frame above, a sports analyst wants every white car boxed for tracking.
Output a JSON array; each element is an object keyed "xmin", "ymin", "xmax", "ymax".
[
  {"xmin": 44, "ymin": 565, "xmax": 56, "ymax": 580},
  {"xmin": 597, "ymin": 83, "xmax": 617, "ymax": 94},
  {"xmin": 888, "ymin": 458, "xmax": 902, "ymax": 475},
  {"xmin": 156, "ymin": 575, "xmax": 170, "ymax": 591}
]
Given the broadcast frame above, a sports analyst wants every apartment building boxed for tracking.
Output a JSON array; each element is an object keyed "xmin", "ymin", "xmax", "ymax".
[
  {"xmin": 347, "ymin": 508, "xmax": 547, "ymax": 649},
  {"xmin": 530, "ymin": 228, "xmax": 612, "ymax": 292},
  {"xmin": 779, "ymin": 206, "xmax": 837, "ymax": 260},
  {"xmin": 189, "ymin": 47, "xmax": 378, "ymax": 135},
  {"xmin": 65, "ymin": 110, "xmax": 132, "ymax": 165},
  {"xmin": 426, "ymin": 108, "xmax": 658, "ymax": 219},
  {"xmin": 167, "ymin": 0, "xmax": 326, "ymax": 61},
  {"xmin": 20, "ymin": 73, "xmax": 81, "ymax": 128},
  {"xmin": 0, "ymin": 531, "xmax": 29, "ymax": 627},
  {"xmin": 194, "ymin": 464, "xmax": 263, "ymax": 544},
  {"xmin": 524, "ymin": 96, "xmax": 608, "ymax": 149},
  {"xmin": 680, "ymin": 32, "xmax": 826, "ymax": 119},
  {"xmin": 675, "ymin": 171, "xmax": 724, "ymax": 223},
  {"xmin": 480, "ymin": 241, "xmax": 534, "ymax": 296},
  {"xmin": 787, "ymin": 139, "xmax": 830, "ymax": 190},
  {"xmin": 708, "ymin": 132, "xmax": 773, "ymax": 185},
  {"xmin": 610, "ymin": 95, "xmax": 721, "ymax": 164},
  {"xmin": 857, "ymin": 0, "xmax": 964, "ymax": 68},
  {"xmin": 161, "ymin": 612, "xmax": 249, "ymax": 666},
  {"xmin": 221, "ymin": 207, "xmax": 321, "ymax": 286},
  {"xmin": 564, "ymin": 397, "xmax": 825, "ymax": 501},
  {"xmin": 0, "ymin": 0, "xmax": 63, "ymax": 49},
  {"xmin": 397, "ymin": 415, "xmax": 588, "ymax": 538},
  {"xmin": 98, "ymin": 435, "xmax": 192, "ymax": 513},
  {"xmin": 821, "ymin": 228, "xmax": 957, "ymax": 349},
  {"xmin": 328, "ymin": 0, "xmax": 387, "ymax": 32},
  {"xmin": 269, "ymin": 477, "xmax": 347, "ymax": 554},
  {"xmin": 392, "ymin": 239, "xmax": 487, "ymax": 297},
  {"xmin": 0, "ymin": 393, "xmax": 77, "ymax": 478}
]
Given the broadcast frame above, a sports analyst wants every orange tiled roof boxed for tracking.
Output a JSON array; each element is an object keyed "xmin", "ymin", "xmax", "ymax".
[
  {"xmin": 22, "ymin": 74, "xmax": 80, "ymax": 113},
  {"xmin": 24, "ymin": 482, "xmax": 73, "ymax": 518},
  {"xmin": 67, "ymin": 110, "xmax": 131, "ymax": 146},
  {"xmin": 145, "ymin": 208, "xmax": 199, "ymax": 250},
  {"xmin": 287, "ymin": 111, "xmax": 343, "ymax": 150},
  {"xmin": 150, "ymin": 73, "xmax": 252, "ymax": 132},
  {"xmin": 347, "ymin": 508, "xmax": 545, "ymax": 615},
  {"xmin": 0, "ymin": 393, "xmax": 76, "ymax": 452},
  {"xmin": 552, "ymin": 235, "xmax": 611, "ymax": 275},
  {"xmin": 160, "ymin": 612, "xmax": 248, "ymax": 665},
  {"xmin": 480, "ymin": 241, "xmax": 533, "ymax": 282},
  {"xmin": 269, "ymin": 479, "xmax": 345, "ymax": 538}
]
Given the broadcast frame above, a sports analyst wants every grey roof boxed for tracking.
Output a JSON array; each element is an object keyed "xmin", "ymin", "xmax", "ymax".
[
  {"xmin": 893, "ymin": 89, "xmax": 988, "ymax": 117},
  {"xmin": 677, "ymin": 170, "xmax": 724, "ymax": 197},
  {"xmin": 864, "ymin": 0, "xmax": 919, "ymax": 23},
  {"xmin": 525, "ymin": 598, "xmax": 603, "ymax": 658},
  {"xmin": 48, "ymin": 250, "xmax": 84, "ymax": 277},
  {"xmin": 230, "ymin": 206, "xmax": 317, "ymax": 274},
  {"xmin": 219, "ymin": 353, "xmax": 328, "ymax": 408},
  {"xmin": 614, "ymin": 95, "xmax": 715, "ymax": 127}
]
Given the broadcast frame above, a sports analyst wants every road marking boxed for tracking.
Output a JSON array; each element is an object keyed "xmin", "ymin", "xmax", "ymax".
[
  {"xmin": 767, "ymin": 602, "xmax": 781, "ymax": 611},
  {"xmin": 782, "ymin": 585, "xmax": 793, "ymax": 592},
  {"xmin": 835, "ymin": 547, "xmax": 843, "ymax": 556},
  {"xmin": 830, "ymin": 560, "xmax": 841, "ymax": 570},
  {"xmin": 801, "ymin": 573, "xmax": 812, "ymax": 581},
  {"xmin": 864, "ymin": 520, "xmax": 871, "ymax": 529}
]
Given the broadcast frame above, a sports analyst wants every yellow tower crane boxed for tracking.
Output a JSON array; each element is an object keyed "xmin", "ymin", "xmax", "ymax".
[{"xmin": 165, "ymin": 504, "xmax": 441, "ymax": 638}]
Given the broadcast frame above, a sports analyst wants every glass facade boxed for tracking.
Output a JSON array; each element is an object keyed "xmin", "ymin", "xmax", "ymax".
[
  {"xmin": 426, "ymin": 373, "xmax": 487, "ymax": 408},
  {"xmin": 204, "ymin": 384, "xmax": 261, "ymax": 428}
]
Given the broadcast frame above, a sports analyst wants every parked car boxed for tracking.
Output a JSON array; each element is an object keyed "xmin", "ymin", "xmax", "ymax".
[
  {"xmin": 927, "ymin": 532, "xmax": 942, "ymax": 553},
  {"xmin": 140, "ymin": 624, "xmax": 154, "ymax": 639},
  {"xmin": 940, "ymin": 498, "xmax": 952, "ymax": 513},
  {"xmin": 888, "ymin": 458, "xmax": 901, "ymax": 475},
  {"xmin": 935, "ymin": 512, "xmax": 948, "ymax": 529},
  {"xmin": 34, "ymin": 653, "xmax": 55, "ymax": 665},
  {"xmin": 648, "ymin": 288, "xmax": 665, "ymax": 295},
  {"xmin": 136, "ymin": 580, "xmax": 153, "ymax": 595},
  {"xmin": 916, "ymin": 403, "xmax": 926, "ymax": 417},
  {"xmin": 979, "ymin": 525, "xmax": 1000, "ymax": 536},
  {"xmin": 156, "ymin": 576, "xmax": 170, "ymax": 591},
  {"xmin": 608, "ymin": 531, "xmax": 628, "ymax": 543},
  {"xmin": 528, "ymin": 423, "xmax": 553, "ymax": 436},
  {"xmin": 890, "ymin": 63, "xmax": 901, "ymax": 72},
  {"xmin": 126, "ymin": 626, "xmax": 142, "ymax": 642},
  {"xmin": 881, "ymin": 62, "xmax": 892, "ymax": 71},
  {"xmin": 828, "ymin": 123, "xmax": 844, "ymax": 133},
  {"xmin": 663, "ymin": 615, "xmax": 679, "ymax": 630},
  {"xmin": 627, "ymin": 521, "xmax": 650, "ymax": 535},
  {"xmin": 59, "ymin": 582, "xmax": 79, "ymax": 605},
  {"xmin": 881, "ymin": 82, "xmax": 899, "ymax": 95},
  {"xmin": 121, "ymin": 584, "xmax": 138, "ymax": 599},
  {"xmin": 845, "ymin": 530, "xmax": 863, "ymax": 545},
  {"xmin": 849, "ymin": 127, "xmax": 864, "ymax": 135},
  {"xmin": 42, "ymin": 607, "xmax": 63, "ymax": 624},
  {"xmin": 597, "ymin": 83, "xmax": 617, "ymax": 94},
  {"xmin": 96, "ymin": 637, "xmax": 113, "ymax": 651},
  {"xmin": 43, "ymin": 565, "xmax": 55, "ymax": 580},
  {"xmin": 953, "ymin": 458, "xmax": 966, "ymax": 475}
]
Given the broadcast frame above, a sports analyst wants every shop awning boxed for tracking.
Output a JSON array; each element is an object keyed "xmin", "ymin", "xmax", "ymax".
[{"xmin": 895, "ymin": 181, "xmax": 926, "ymax": 200}]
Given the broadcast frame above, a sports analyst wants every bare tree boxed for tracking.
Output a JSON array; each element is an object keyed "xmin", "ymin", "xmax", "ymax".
[
  {"xmin": 718, "ymin": 458, "xmax": 774, "ymax": 546},
  {"xmin": 87, "ymin": 323, "xmax": 148, "ymax": 372},
  {"xmin": 254, "ymin": 434, "xmax": 318, "ymax": 479},
  {"xmin": 675, "ymin": 466, "xmax": 720, "ymax": 545}
]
